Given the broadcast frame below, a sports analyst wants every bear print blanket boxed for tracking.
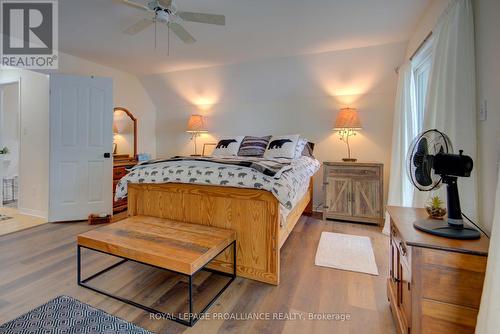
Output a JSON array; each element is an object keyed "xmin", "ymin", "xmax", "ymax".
[
  {"xmin": 137, "ymin": 156, "xmax": 294, "ymax": 177},
  {"xmin": 114, "ymin": 156, "xmax": 320, "ymax": 212}
]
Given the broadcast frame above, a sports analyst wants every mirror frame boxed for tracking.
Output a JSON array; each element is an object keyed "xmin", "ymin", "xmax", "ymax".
[{"xmin": 113, "ymin": 107, "xmax": 137, "ymax": 159}]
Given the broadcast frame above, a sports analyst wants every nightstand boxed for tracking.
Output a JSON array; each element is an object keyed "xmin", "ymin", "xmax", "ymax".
[{"xmin": 323, "ymin": 161, "xmax": 384, "ymax": 225}]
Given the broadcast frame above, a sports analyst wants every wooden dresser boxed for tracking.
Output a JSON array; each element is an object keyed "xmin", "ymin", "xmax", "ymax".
[
  {"xmin": 113, "ymin": 157, "xmax": 137, "ymax": 214},
  {"xmin": 386, "ymin": 206, "xmax": 489, "ymax": 334},
  {"xmin": 323, "ymin": 161, "xmax": 384, "ymax": 224}
]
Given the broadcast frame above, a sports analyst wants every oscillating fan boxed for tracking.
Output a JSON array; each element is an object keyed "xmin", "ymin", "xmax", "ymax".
[{"xmin": 406, "ymin": 129, "xmax": 480, "ymax": 239}]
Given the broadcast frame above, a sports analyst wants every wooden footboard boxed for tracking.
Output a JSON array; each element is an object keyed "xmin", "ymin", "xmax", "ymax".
[
  {"xmin": 127, "ymin": 179, "xmax": 313, "ymax": 285},
  {"xmin": 128, "ymin": 183, "xmax": 281, "ymax": 285}
]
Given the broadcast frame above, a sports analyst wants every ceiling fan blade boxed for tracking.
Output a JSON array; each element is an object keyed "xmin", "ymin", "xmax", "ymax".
[
  {"xmin": 168, "ymin": 22, "xmax": 196, "ymax": 44},
  {"xmin": 122, "ymin": 0, "xmax": 149, "ymax": 11},
  {"xmin": 177, "ymin": 11, "xmax": 226, "ymax": 26},
  {"xmin": 158, "ymin": 0, "xmax": 172, "ymax": 7},
  {"xmin": 124, "ymin": 18, "xmax": 154, "ymax": 35}
]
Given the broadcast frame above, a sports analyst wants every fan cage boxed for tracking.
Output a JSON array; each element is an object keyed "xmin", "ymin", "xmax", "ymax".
[{"xmin": 406, "ymin": 129, "xmax": 453, "ymax": 191}]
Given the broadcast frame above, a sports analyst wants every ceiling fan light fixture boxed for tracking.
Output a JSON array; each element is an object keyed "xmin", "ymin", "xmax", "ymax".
[
  {"xmin": 155, "ymin": 10, "xmax": 170, "ymax": 23},
  {"xmin": 121, "ymin": 0, "xmax": 225, "ymax": 49}
]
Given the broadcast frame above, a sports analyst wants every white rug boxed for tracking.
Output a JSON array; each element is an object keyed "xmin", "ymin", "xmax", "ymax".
[{"xmin": 314, "ymin": 232, "xmax": 379, "ymax": 275}]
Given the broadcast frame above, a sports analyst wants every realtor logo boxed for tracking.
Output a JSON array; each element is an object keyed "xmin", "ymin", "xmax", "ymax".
[{"xmin": 1, "ymin": 0, "xmax": 58, "ymax": 69}]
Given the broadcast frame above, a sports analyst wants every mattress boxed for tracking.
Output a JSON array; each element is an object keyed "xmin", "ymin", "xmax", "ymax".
[{"xmin": 115, "ymin": 156, "xmax": 320, "ymax": 215}]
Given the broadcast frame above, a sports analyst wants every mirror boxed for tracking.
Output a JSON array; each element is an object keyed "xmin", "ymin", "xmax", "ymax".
[{"xmin": 113, "ymin": 107, "xmax": 137, "ymax": 159}]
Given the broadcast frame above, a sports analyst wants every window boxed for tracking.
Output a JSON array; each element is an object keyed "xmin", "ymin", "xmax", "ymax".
[{"xmin": 411, "ymin": 39, "xmax": 433, "ymax": 132}]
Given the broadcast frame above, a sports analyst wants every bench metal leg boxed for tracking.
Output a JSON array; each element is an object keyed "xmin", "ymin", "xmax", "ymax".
[{"xmin": 77, "ymin": 240, "xmax": 236, "ymax": 327}]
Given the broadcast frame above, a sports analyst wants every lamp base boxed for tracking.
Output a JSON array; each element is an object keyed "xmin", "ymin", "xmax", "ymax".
[
  {"xmin": 190, "ymin": 154, "xmax": 202, "ymax": 157},
  {"xmin": 342, "ymin": 158, "xmax": 357, "ymax": 162}
]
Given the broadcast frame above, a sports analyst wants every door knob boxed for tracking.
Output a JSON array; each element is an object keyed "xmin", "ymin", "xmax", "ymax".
[{"xmin": 104, "ymin": 153, "xmax": 111, "ymax": 158}]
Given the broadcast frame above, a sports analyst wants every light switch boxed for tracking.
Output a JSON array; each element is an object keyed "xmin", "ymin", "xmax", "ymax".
[{"xmin": 479, "ymin": 100, "xmax": 487, "ymax": 121}]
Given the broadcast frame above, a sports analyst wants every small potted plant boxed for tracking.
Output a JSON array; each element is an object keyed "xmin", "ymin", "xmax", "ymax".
[{"xmin": 425, "ymin": 195, "xmax": 447, "ymax": 219}]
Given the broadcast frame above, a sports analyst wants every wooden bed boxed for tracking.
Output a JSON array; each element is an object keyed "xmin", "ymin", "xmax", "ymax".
[{"xmin": 127, "ymin": 179, "xmax": 313, "ymax": 285}]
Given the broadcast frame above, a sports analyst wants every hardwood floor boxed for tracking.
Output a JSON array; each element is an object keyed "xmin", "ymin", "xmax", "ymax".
[
  {"xmin": 0, "ymin": 215, "xmax": 396, "ymax": 334},
  {"xmin": 0, "ymin": 207, "xmax": 47, "ymax": 237}
]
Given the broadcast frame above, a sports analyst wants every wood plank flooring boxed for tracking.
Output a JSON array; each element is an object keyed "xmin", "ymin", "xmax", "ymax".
[
  {"xmin": 0, "ymin": 215, "xmax": 396, "ymax": 334},
  {"xmin": 0, "ymin": 207, "xmax": 47, "ymax": 237}
]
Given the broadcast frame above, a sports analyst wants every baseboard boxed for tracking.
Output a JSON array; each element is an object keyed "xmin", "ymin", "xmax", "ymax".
[{"xmin": 18, "ymin": 207, "xmax": 48, "ymax": 219}]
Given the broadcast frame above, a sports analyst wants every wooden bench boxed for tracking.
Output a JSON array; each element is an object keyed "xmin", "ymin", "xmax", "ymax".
[{"xmin": 77, "ymin": 215, "xmax": 236, "ymax": 327}]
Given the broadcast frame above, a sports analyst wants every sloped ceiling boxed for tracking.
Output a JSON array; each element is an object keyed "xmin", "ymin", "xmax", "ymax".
[{"xmin": 59, "ymin": 0, "xmax": 429, "ymax": 74}]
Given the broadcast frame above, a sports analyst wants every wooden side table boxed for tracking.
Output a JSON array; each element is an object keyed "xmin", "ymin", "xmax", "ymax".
[{"xmin": 322, "ymin": 161, "xmax": 384, "ymax": 225}]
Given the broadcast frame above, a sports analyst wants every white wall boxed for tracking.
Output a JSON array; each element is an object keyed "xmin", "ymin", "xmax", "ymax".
[
  {"xmin": 475, "ymin": 0, "xmax": 500, "ymax": 232},
  {"xmin": 406, "ymin": 0, "xmax": 449, "ymax": 58},
  {"xmin": 0, "ymin": 83, "xmax": 19, "ymax": 178},
  {"xmin": 0, "ymin": 69, "xmax": 50, "ymax": 218},
  {"xmin": 141, "ymin": 42, "xmax": 407, "ymax": 209}
]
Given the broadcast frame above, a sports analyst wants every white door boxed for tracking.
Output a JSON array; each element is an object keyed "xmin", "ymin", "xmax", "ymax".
[{"xmin": 49, "ymin": 74, "xmax": 113, "ymax": 222}]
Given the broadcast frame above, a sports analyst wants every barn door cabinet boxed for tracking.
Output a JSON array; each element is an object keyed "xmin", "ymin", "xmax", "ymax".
[{"xmin": 322, "ymin": 162, "xmax": 383, "ymax": 225}]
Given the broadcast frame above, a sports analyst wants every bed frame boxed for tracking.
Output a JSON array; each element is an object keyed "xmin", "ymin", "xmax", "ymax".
[{"xmin": 127, "ymin": 180, "xmax": 313, "ymax": 285}]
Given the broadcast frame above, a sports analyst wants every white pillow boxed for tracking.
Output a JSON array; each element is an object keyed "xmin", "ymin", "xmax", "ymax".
[
  {"xmin": 212, "ymin": 136, "xmax": 244, "ymax": 156},
  {"xmin": 264, "ymin": 135, "xmax": 300, "ymax": 159},
  {"xmin": 294, "ymin": 138, "xmax": 308, "ymax": 159}
]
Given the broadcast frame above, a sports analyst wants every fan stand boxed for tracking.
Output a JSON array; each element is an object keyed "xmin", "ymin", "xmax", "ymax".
[{"xmin": 413, "ymin": 176, "xmax": 480, "ymax": 240}]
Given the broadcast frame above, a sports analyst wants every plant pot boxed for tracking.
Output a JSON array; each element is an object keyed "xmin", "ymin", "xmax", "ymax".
[{"xmin": 425, "ymin": 206, "xmax": 447, "ymax": 220}]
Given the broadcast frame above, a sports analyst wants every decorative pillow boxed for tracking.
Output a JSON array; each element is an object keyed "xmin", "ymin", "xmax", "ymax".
[
  {"xmin": 238, "ymin": 135, "xmax": 272, "ymax": 157},
  {"xmin": 212, "ymin": 136, "xmax": 244, "ymax": 156},
  {"xmin": 294, "ymin": 138, "xmax": 308, "ymax": 158},
  {"xmin": 264, "ymin": 134, "xmax": 300, "ymax": 159},
  {"xmin": 301, "ymin": 142, "xmax": 316, "ymax": 158}
]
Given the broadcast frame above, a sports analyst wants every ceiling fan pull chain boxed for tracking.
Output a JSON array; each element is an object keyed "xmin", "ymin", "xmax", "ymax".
[
  {"xmin": 167, "ymin": 23, "xmax": 170, "ymax": 56},
  {"xmin": 154, "ymin": 19, "xmax": 157, "ymax": 49}
]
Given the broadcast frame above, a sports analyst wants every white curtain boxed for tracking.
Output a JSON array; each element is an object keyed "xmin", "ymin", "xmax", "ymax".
[
  {"xmin": 476, "ymin": 168, "xmax": 500, "ymax": 333},
  {"xmin": 414, "ymin": 0, "xmax": 478, "ymax": 220},
  {"xmin": 382, "ymin": 63, "xmax": 418, "ymax": 235}
]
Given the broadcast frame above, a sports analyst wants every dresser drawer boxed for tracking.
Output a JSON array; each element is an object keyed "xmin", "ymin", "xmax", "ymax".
[
  {"xmin": 421, "ymin": 299, "xmax": 478, "ymax": 334},
  {"xmin": 420, "ymin": 248, "xmax": 486, "ymax": 308},
  {"xmin": 324, "ymin": 165, "xmax": 381, "ymax": 179},
  {"xmin": 113, "ymin": 167, "xmax": 127, "ymax": 180}
]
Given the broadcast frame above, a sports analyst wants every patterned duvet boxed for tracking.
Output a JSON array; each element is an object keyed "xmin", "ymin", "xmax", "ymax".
[{"xmin": 115, "ymin": 156, "xmax": 320, "ymax": 214}]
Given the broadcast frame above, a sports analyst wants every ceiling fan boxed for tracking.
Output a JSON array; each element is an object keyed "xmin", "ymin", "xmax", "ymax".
[{"xmin": 121, "ymin": 0, "xmax": 225, "ymax": 45}]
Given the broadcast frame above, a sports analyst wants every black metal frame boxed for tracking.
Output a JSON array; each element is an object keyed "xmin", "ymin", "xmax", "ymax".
[{"xmin": 77, "ymin": 241, "xmax": 236, "ymax": 327}]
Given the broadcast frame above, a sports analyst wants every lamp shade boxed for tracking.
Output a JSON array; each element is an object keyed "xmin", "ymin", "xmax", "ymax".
[
  {"xmin": 113, "ymin": 124, "xmax": 119, "ymax": 135},
  {"xmin": 334, "ymin": 108, "xmax": 362, "ymax": 130},
  {"xmin": 186, "ymin": 114, "xmax": 207, "ymax": 133}
]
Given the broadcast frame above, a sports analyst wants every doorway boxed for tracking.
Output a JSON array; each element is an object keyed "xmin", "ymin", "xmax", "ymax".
[{"xmin": 0, "ymin": 82, "xmax": 20, "ymax": 209}]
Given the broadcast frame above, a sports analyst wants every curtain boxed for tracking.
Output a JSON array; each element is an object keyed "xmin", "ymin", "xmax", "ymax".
[
  {"xmin": 382, "ymin": 63, "xmax": 417, "ymax": 235},
  {"xmin": 476, "ymin": 168, "xmax": 500, "ymax": 333},
  {"xmin": 413, "ymin": 0, "xmax": 478, "ymax": 220}
]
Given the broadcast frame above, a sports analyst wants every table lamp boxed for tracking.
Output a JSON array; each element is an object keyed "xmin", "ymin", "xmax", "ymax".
[
  {"xmin": 186, "ymin": 114, "xmax": 207, "ymax": 156},
  {"xmin": 334, "ymin": 107, "xmax": 362, "ymax": 162}
]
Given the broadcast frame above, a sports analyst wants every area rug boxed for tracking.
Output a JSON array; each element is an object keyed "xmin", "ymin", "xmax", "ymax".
[
  {"xmin": 314, "ymin": 232, "xmax": 379, "ymax": 275},
  {"xmin": 0, "ymin": 215, "xmax": 13, "ymax": 222},
  {"xmin": 0, "ymin": 296, "xmax": 152, "ymax": 333}
]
